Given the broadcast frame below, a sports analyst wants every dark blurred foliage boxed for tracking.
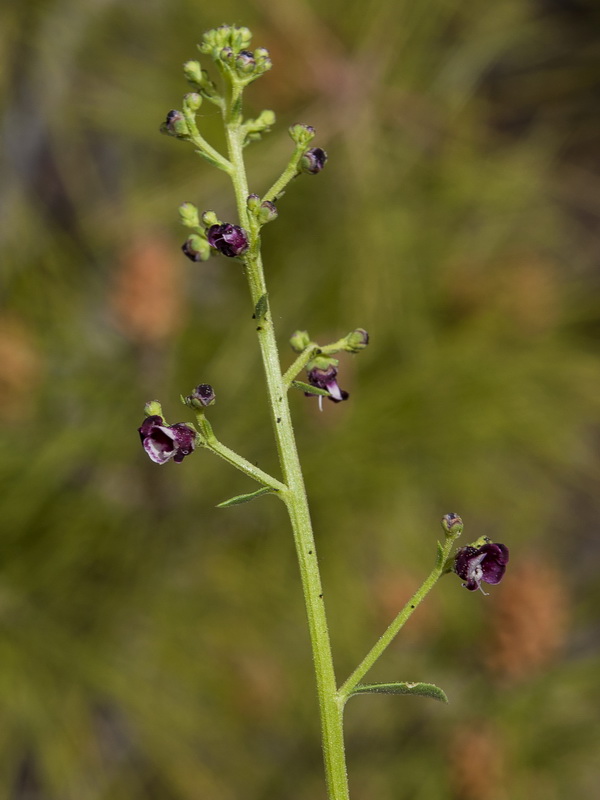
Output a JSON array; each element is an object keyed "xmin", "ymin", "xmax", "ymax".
[{"xmin": 1, "ymin": 0, "xmax": 600, "ymax": 798}]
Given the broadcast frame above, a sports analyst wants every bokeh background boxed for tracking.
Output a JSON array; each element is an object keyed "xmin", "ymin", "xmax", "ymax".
[{"xmin": 1, "ymin": 0, "xmax": 600, "ymax": 798}]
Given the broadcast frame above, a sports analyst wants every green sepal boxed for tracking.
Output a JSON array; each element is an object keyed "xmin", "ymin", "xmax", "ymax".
[
  {"xmin": 291, "ymin": 380, "xmax": 330, "ymax": 397},
  {"xmin": 216, "ymin": 487, "xmax": 277, "ymax": 508},
  {"xmin": 349, "ymin": 682, "xmax": 448, "ymax": 703}
]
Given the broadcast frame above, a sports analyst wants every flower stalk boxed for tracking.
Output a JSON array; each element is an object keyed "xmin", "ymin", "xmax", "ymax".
[{"xmin": 145, "ymin": 26, "xmax": 511, "ymax": 800}]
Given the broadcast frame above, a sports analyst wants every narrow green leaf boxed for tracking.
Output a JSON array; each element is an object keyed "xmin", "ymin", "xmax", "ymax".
[
  {"xmin": 216, "ymin": 487, "xmax": 276, "ymax": 508},
  {"xmin": 254, "ymin": 293, "xmax": 268, "ymax": 320},
  {"xmin": 349, "ymin": 682, "xmax": 448, "ymax": 703},
  {"xmin": 291, "ymin": 380, "xmax": 330, "ymax": 397}
]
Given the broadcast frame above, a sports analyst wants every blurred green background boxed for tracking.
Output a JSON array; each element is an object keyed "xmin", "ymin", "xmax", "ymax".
[{"xmin": 1, "ymin": 0, "xmax": 599, "ymax": 798}]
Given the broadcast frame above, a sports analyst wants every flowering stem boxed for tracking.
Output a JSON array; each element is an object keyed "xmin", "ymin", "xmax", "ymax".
[
  {"xmin": 194, "ymin": 411, "xmax": 286, "ymax": 492},
  {"xmin": 338, "ymin": 533, "xmax": 460, "ymax": 702},
  {"xmin": 222, "ymin": 81, "xmax": 350, "ymax": 800},
  {"xmin": 261, "ymin": 143, "xmax": 305, "ymax": 203}
]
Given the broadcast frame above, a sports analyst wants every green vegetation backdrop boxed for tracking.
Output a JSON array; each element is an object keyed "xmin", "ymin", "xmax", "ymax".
[{"xmin": 1, "ymin": 0, "xmax": 599, "ymax": 798}]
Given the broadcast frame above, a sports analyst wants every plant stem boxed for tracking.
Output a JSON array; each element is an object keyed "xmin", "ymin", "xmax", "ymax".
[
  {"xmin": 223, "ymin": 95, "xmax": 350, "ymax": 800},
  {"xmin": 338, "ymin": 536, "xmax": 459, "ymax": 701}
]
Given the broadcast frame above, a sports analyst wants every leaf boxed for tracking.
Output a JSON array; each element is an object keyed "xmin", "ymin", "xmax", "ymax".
[
  {"xmin": 349, "ymin": 682, "xmax": 448, "ymax": 703},
  {"xmin": 291, "ymin": 380, "xmax": 330, "ymax": 397},
  {"xmin": 253, "ymin": 293, "xmax": 269, "ymax": 320},
  {"xmin": 216, "ymin": 487, "xmax": 276, "ymax": 508}
]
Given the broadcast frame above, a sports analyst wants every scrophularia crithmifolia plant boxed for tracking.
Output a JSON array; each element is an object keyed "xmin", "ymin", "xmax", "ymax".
[{"xmin": 138, "ymin": 25, "xmax": 510, "ymax": 799}]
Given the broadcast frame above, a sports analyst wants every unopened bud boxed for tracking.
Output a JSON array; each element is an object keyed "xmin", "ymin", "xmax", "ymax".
[
  {"xmin": 236, "ymin": 50, "xmax": 256, "ymax": 74},
  {"xmin": 187, "ymin": 384, "xmax": 216, "ymax": 409},
  {"xmin": 201, "ymin": 210, "xmax": 220, "ymax": 228},
  {"xmin": 144, "ymin": 400, "xmax": 164, "ymax": 418},
  {"xmin": 182, "ymin": 235, "xmax": 209, "ymax": 263},
  {"xmin": 246, "ymin": 194, "xmax": 261, "ymax": 212},
  {"xmin": 179, "ymin": 202, "xmax": 200, "ymax": 229},
  {"xmin": 344, "ymin": 328, "xmax": 369, "ymax": 353},
  {"xmin": 258, "ymin": 200, "xmax": 278, "ymax": 225},
  {"xmin": 161, "ymin": 110, "xmax": 189, "ymax": 138},
  {"xmin": 183, "ymin": 60, "xmax": 203, "ymax": 86},
  {"xmin": 300, "ymin": 147, "xmax": 327, "ymax": 175},
  {"xmin": 441, "ymin": 513, "xmax": 464, "ymax": 537},
  {"xmin": 289, "ymin": 123, "xmax": 316, "ymax": 146},
  {"xmin": 183, "ymin": 92, "xmax": 202, "ymax": 113},
  {"xmin": 290, "ymin": 330, "xmax": 311, "ymax": 352}
]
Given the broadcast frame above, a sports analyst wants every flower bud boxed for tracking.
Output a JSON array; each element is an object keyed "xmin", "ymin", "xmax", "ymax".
[
  {"xmin": 289, "ymin": 123, "xmax": 316, "ymax": 146},
  {"xmin": 179, "ymin": 202, "xmax": 200, "ymax": 229},
  {"xmin": 290, "ymin": 330, "xmax": 311, "ymax": 352},
  {"xmin": 201, "ymin": 210, "xmax": 220, "ymax": 228},
  {"xmin": 246, "ymin": 193, "xmax": 261, "ymax": 212},
  {"xmin": 300, "ymin": 147, "xmax": 328, "ymax": 174},
  {"xmin": 344, "ymin": 328, "xmax": 369, "ymax": 353},
  {"xmin": 219, "ymin": 46, "xmax": 234, "ymax": 66},
  {"xmin": 160, "ymin": 110, "xmax": 189, "ymax": 138},
  {"xmin": 181, "ymin": 235, "xmax": 209, "ymax": 262},
  {"xmin": 186, "ymin": 383, "xmax": 216, "ymax": 409},
  {"xmin": 441, "ymin": 513, "xmax": 464, "ymax": 537},
  {"xmin": 236, "ymin": 50, "xmax": 256, "ymax": 74},
  {"xmin": 183, "ymin": 60, "xmax": 203, "ymax": 86},
  {"xmin": 206, "ymin": 223, "xmax": 250, "ymax": 258},
  {"xmin": 183, "ymin": 92, "xmax": 202, "ymax": 113},
  {"xmin": 258, "ymin": 200, "xmax": 278, "ymax": 225},
  {"xmin": 144, "ymin": 400, "xmax": 163, "ymax": 418}
]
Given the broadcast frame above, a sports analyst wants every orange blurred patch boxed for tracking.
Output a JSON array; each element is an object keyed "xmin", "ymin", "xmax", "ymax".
[
  {"xmin": 484, "ymin": 556, "xmax": 569, "ymax": 683},
  {"xmin": 449, "ymin": 722, "xmax": 507, "ymax": 800},
  {"xmin": 111, "ymin": 233, "xmax": 184, "ymax": 344},
  {"xmin": 0, "ymin": 314, "xmax": 41, "ymax": 421}
]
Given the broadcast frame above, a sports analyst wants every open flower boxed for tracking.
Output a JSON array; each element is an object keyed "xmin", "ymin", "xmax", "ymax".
[
  {"xmin": 138, "ymin": 415, "xmax": 197, "ymax": 464},
  {"xmin": 206, "ymin": 223, "xmax": 249, "ymax": 257},
  {"xmin": 454, "ymin": 542, "xmax": 509, "ymax": 593},
  {"xmin": 306, "ymin": 363, "xmax": 349, "ymax": 404}
]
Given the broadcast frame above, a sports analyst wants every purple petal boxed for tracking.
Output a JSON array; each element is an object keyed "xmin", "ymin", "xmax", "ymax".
[{"xmin": 142, "ymin": 426, "xmax": 177, "ymax": 464}]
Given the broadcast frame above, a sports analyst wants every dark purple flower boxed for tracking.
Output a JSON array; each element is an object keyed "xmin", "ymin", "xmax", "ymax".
[
  {"xmin": 306, "ymin": 364, "xmax": 349, "ymax": 404},
  {"xmin": 454, "ymin": 542, "xmax": 509, "ymax": 593},
  {"xmin": 138, "ymin": 415, "xmax": 197, "ymax": 464},
  {"xmin": 206, "ymin": 223, "xmax": 249, "ymax": 258},
  {"xmin": 300, "ymin": 147, "xmax": 328, "ymax": 175}
]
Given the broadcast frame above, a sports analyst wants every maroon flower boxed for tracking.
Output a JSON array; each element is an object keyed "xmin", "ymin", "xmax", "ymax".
[
  {"xmin": 206, "ymin": 223, "xmax": 249, "ymax": 257},
  {"xmin": 300, "ymin": 147, "xmax": 327, "ymax": 174},
  {"xmin": 306, "ymin": 364, "xmax": 349, "ymax": 404},
  {"xmin": 138, "ymin": 415, "xmax": 197, "ymax": 464},
  {"xmin": 454, "ymin": 542, "xmax": 509, "ymax": 593}
]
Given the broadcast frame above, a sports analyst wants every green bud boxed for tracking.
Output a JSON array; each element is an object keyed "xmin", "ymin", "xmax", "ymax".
[
  {"xmin": 247, "ymin": 194, "xmax": 261, "ymax": 212},
  {"xmin": 201, "ymin": 210, "xmax": 220, "ymax": 228},
  {"xmin": 183, "ymin": 60, "xmax": 203, "ymax": 86},
  {"xmin": 182, "ymin": 234, "xmax": 210, "ymax": 263},
  {"xmin": 160, "ymin": 110, "xmax": 189, "ymax": 138},
  {"xmin": 441, "ymin": 513, "xmax": 464, "ymax": 537},
  {"xmin": 258, "ymin": 201, "xmax": 278, "ymax": 225},
  {"xmin": 144, "ymin": 400, "xmax": 164, "ymax": 418},
  {"xmin": 179, "ymin": 202, "xmax": 200, "ymax": 229},
  {"xmin": 344, "ymin": 328, "xmax": 369, "ymax": 353},
  {"xmin": 289, "ymin": 123, "xmax": 316, "ymax": 147},
  {"xmin": 183, "ymin": 92, "xmax": 202, "ymax": 113},
  {"xmin": 290, "ymin": 330, "xmax": 311, "ymax": 352}
]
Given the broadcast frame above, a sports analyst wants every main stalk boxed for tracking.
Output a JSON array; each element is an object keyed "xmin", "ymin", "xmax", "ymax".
[{"xmin": 224, "ymin": 107, "xmax": 350, "ymax": 799}]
